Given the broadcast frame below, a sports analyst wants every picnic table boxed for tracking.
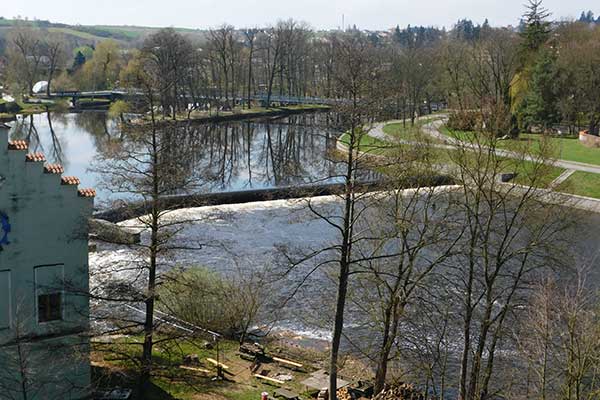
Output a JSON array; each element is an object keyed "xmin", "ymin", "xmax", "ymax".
[{"xmin": 274, "ymin": 388, "xmax": 300, "ymax": 400}]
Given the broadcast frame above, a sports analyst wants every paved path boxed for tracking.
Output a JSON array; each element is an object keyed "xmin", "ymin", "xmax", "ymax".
[
  {"xmin": 335, "ymin": 117, "xmax": 600, "ymax": 211},
  {"xmin": 550, "ymin": 169, "xmax": 576, "ymax": 189},
  {"xmin": 366, "ymin": 116, "xmax": 600, "ymax": 176}
]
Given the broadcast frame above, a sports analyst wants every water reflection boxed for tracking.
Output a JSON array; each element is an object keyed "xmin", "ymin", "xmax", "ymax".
[{"xmin": 7, "ymin": 112, "xmax": 364, "ymax": 206}]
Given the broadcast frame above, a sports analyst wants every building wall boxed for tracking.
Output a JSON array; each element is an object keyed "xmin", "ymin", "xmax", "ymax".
[{"xmin": 0, "ymin": 124, "xmax": 94, "ymax": 400}]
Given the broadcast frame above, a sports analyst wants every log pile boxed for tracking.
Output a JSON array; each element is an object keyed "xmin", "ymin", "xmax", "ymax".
[
  {"xmin": 336, "ymin": 388, "xmax": 353, "ymax": 400},
  {"xmin": 373, "ymin": 383, "xmax": 426, "ymax": 400}
]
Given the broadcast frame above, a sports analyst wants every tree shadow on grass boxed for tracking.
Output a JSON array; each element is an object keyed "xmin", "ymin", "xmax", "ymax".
[
  {"xmin": 92, "ymin": 365, "xmax": 177, "ymax": 400},
  {"xmin": 92, "ymin": 364, "xmax": 242, "ymax": 400}
]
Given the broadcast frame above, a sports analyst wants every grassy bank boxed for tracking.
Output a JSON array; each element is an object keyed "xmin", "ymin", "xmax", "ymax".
[
  {"xmin": 0, "ymin": 100, "xmax": 67, "ymax": 121},
  {"xmin": 133, "ymin": 104, "xmax": 331, "ymax": 127},
  {"xmin": 382, "ymin": 117, "xmax": 444, "ymax": 142},
  {"xmin": 92, "ymin": 334, "xmax": 334, "ymax": 400},
  {"xmin": 557, "ymin": 171, "xmax": 600, "ymax": 199},
  {"xmin": 440, "ymin": 127, "xmax": 600, "ymax": 166}
]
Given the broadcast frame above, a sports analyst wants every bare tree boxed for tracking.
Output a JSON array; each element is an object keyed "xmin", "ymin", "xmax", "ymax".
[
  {"xmin": 243, "ymin": 28, "xmax": 259, "ymax": 109},
  {"xmin": 92, "ymin": 47, "xmax": 203, "ymax": 394},
  {"xmin": 143, "ymin": 28, "xmax": 194, "ymax": 119},
  {"xmin": 447, "ymin": 128, "xmax": 570, "ymax": 400},
  {"xmin": 43, "ymin": 34, "xmax": 66, "ymax": 96},
  {"xmin": 281, "ymin": 32, "xmax": 385, "ymax": 400},
  {"xmin": 7, "ymin": 25, "xmax": 44, "ymax": 95}
]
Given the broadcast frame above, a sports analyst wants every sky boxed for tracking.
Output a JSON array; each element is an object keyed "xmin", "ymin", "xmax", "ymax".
[{"xmin": 1, "ymin": 0, "xmax": 596, "ymax": 31}]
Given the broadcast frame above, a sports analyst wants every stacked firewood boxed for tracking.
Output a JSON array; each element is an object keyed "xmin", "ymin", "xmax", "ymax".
[
  {"xmin": 336, "ymin": 388, "xmax": 353, "ymax": 400},
  {"xmin": 373, "ymin": 383, "xmax": 426, "ymax": 400}
]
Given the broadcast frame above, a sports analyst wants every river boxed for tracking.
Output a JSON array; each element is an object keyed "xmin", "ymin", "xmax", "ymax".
[{"xmin": 5, "ymin": 111, "xmax": 350, "ymax": 207}]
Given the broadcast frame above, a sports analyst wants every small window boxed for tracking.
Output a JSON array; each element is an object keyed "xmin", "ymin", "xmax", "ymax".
[
  {"xmin": 0, "ymin": 270, "xmax": 10, "ymax": 329},
  {"xmin": 38, "ymin": 293, "xmax": 62, "ymax": 323}
]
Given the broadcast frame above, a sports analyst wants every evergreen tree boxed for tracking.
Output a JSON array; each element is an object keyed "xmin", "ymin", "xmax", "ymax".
[
  {"xmin": 520, "ymin": 0, "xmax": 552, "ymax": 53},
  {"xmin": 72, "ymin": 50, "xmax": 86, "ymax": 71},
  {"xmin": 522, "ymin": 48, "xmax": 560, "ymax": 130},
  {"xmin": 585, "ymin": 11, "xmax": 595, "ymax": 23}
]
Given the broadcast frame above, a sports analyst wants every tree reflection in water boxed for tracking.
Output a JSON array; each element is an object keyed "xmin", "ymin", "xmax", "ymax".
[{"xmin": 7, "ymin": 111, "xmax": 378, "ymax": 201}]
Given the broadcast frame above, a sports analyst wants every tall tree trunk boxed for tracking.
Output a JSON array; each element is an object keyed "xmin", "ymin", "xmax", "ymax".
[
  {"xmin": 329, "ymin": 122, "xmax": 357, "ymax": 400},
  {"xmin": 374, "ymin": 300, "xmax": 395, "ymax": 394},
  {"xmin": 247, "ymin": 42, "xmax": 254, "ymax": 110},
  {"xmin": 140, "ymin": 104, "xmax": 160, "ymax": 394}
]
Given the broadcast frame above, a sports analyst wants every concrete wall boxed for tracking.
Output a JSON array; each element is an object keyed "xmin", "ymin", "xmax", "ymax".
[
  {"xmin": 0, "ymin": 124, "xmax": 94, "ymax": 400},
  {"xmin": 579, "ymin": 130, "xmax": 600, "ymax": 148}
]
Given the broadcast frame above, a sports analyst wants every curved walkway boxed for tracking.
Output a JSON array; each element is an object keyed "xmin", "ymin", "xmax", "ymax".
[{"xmin": 366, "ymin": 116, "xmax": 600, "ymax": 176}]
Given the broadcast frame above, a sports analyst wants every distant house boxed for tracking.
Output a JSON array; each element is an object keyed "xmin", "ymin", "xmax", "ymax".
[{"xmin": 0, "ymin": 123, "xmax": 95, "ymax": 399}]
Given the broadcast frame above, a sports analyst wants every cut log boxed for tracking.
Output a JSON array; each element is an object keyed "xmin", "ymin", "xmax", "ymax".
[
  {"xmin": 272, "ymin": 356, "xmax": 303, "ymax": 369},
  {"xmin": 254, "ymin": 374, "xmax": 285, "ymax": 385},
  {"xmin": 180, "ymin": 365, "xmax": 211, "ymax": 374},
  {"xmin": 206, "ymin": 358, "xmax": 230, "ymax": 370}
]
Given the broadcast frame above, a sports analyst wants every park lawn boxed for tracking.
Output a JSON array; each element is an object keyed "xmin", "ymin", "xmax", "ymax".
[
  {"xmin": 440, "ymin": 127, "xmax": 600, "ymax": 166},
  {"xmin": 383, "ymin": 117, "xmax": 444, "ymax": 142},
  {"xmin": 557, "ymin": 171, "xmax": 600, "ymax": 199},
  {"xmin": 383, "ymin": 122, "xmax": 426, "ymax": 142},
  {"xmin": 509, "ymin": 160, "xmax": 565, "ymax": 188},
  {"xmin": 338, "ymin": 131, "xmax": 392, "ymax": 155}
]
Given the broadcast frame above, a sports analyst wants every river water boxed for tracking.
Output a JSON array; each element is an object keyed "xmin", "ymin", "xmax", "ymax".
[{"xmin": 5, "ymin": 111, "xmax": 349, "ymax": 207}]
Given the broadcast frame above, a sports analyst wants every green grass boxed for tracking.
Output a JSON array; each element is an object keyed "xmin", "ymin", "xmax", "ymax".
[
  {"xmin": 383, "ymin": 122, "xmax": 426, "ymax": 142},
  {"xmin": 48, "ymin": 27, "xmax": 104, "ymax": 40},
  {"xmin": 510, "ymin": 160, "xmax": 565, "ymax": 188},
  {"xmin": 557, "ymin": 171, "xmax": 600, "ymax": 199},
  {"xmin": 383, "ymin": 117, "xmax": 443, "ymax": 142},
  {"xmin": 440, "ymin": 127, "xmax": 600, "ymax": 166},
  {"xmin": 94, "ymin": 334, "xmax": 319, "ymax": 400},
  {"xmin": 338, "ymin": 131, "xmax": 391, "ymax": 155}
]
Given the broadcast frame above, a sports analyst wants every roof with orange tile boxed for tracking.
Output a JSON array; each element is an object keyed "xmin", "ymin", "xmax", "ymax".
[
  {"xmin": 2, "ymin": 129, "xmax": 95, "ymax": 199},
  {"xmin": 8, "ymin": 140, "xmax": 28, "ymax": 151},
  {"xmin": 78, "ymin": 188, "xmax": 96, "ymax": 198},
  {"xmin": 44, "ymin": 164, "xmax": 65, "ymax": 174},
  {"xmin": 61, "ymin": 176, "xmax": 81, "ymax": 186},
  {"xmin": 25, "ymin": 152, "xmax": 46, "ymax": 162}
]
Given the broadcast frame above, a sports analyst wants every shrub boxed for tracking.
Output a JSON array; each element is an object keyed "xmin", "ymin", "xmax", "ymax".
[
  {"xmin": 447, "ymin": 111, "xmax": 481, "ymax": 131},
  {"xmin": 0, "ymin": 101, "xmax": 22, "ymax": 114},
  {"xmin": 158, "ymin": 267, "xmax": 268, "ymax": 343}
]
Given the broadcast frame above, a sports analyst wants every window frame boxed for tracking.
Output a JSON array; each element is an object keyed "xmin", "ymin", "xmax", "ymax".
[
  {"xmin": 34, "ymin": 264, "xmax": 65, "ymax": 325},
  {"xmin": 0, "ymin": 269, "xmax": 12, "ymax": 330}
]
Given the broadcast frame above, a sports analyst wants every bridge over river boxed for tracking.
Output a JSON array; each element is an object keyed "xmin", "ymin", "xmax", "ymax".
[{"xmin": 45, "ymin": 90, "xmax": 335, "ymax": 107}]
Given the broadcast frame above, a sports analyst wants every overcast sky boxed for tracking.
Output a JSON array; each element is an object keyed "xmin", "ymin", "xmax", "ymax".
[{"xmin": 1, "ymin": 0, "xmax": 596, "ymax": 31}]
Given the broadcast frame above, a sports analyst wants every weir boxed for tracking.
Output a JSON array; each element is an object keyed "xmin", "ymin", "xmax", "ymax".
[{"xmin": 94, "ymin": 176, "xmax": 454, "ymax": 223}]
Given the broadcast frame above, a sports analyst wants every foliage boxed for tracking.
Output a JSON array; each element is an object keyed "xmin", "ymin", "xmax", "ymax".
[
  {"xmin": 521, "ymin": 49, "xmax": 560, "ymax": 129},
  {"xmin": 157, "ymin": 267, "xmax": 266, "ymax": 342},
  {"xmin": 72, "ymin": 50, "xmax": 87, "ymax": 71},
  {"xmin": 73, "ymin": 40, "xmax": 123, "ymax": 91},
  {"xmin": 520, "ymin": 0, "xmax": 552, "ymax": 54},
  {"xmin": 447, "ymin": 111, "xmax": 482, "ymax": 131},
  {"xmin": 108, "ymin": 100, "xmax": 130, "ymax": 120}
]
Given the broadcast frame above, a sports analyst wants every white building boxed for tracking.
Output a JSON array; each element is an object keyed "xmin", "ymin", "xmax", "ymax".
[{"xmin": 0, "ymin": 123, "xmax": 95, "ymax": 399}]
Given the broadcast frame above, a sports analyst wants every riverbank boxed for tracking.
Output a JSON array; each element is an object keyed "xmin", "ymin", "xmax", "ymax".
[
  {"xmin": 91, "ymin": 330, "xmax": 370, "ymax": 400},
  {"xmin": 129, "ymin": 104, "xmax": 331, "ymax": 128},
  {"xmin": 0, "ymin": 99, "xmax": 67, "ymax": 121}
]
